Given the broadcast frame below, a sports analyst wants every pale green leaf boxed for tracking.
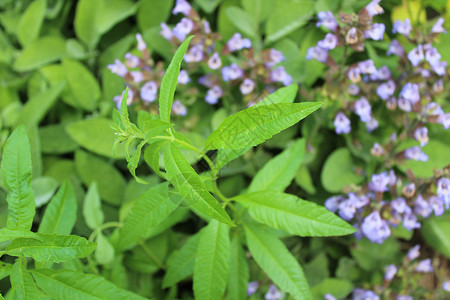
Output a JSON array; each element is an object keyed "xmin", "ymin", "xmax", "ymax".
[
  {"xmin": 13, "ymin": 36, "xmax": 66, "ymax": 71},
  {"xmin": 195, "ymin": 0, "xmax": 222, "ymax": 13},
  {"xmin": 95, "ymin": 0, "xmax": 137, "ymax": 34},
  {"xmin": 241, "ymin": 0, "xmax": 275, "ymax": 23},
  {"xmin": 0, "ymin": 263, "xmax": 12, "ymax": 281},
  {"xmin": 33, "ymin": 177, "xmax": 59, "ymax": 207},
  {"xmin": 137, "ymin": 0, "xmax": 174, "ymax": 31},
  {"xmin": 254, "ymin": 83, "xmax": 298, "ymax": 107},
  {"xmin": 244, "ymin": 223, "xmax": 312, "ymax": 300},
  {"xmin": 226, "ymin": 235, "xmax": 249, "ymax": 300},
  {"xmin": 39, "ymin": 124, "xmax": 79, "ymax": 154},
  {"xmin": 95, "ymin": 233, "xmax": 115, "ymax": 265},
  {"xmin": 74, "ymin": 0, "xmax": 101, "ymax": 48},
  {"xmin": 83, "ymin": 182, "xmax": 104, "ymax": 230},
  {"xmin": 10, "ymin": 257, "xmax": 39, "ymax": 300},
  {"xmin": 17, "ymin": 0, "xmax": 46, "ymax": 47},
  {"xmin": 235, "ymin": 191, "xmax": 355, "ymax": 236},
  {"xmin": 225, "ymin": 7, "xmax": 256, "ymax": 38},
  {"xmin": 204, "ymin": 102, "xmax": 322, "ymax": 150},
  {"xmin": 193, "ymin": 220, "xmax": 230, "ymax": 300},
  {"xmin": 144, "ymin": 140, "xmax": 169, "ymax": 179},
  {"xmin": 0, "ymin": 228, "xmax": 42, "ymax": 243}
]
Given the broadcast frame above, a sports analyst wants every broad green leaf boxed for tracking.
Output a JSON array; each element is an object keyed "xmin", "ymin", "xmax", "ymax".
[
  {"xmin": 244, "ymin": 223, "xmax": 312, "ymax": 300},
  {"xmin": 74, "ymin": 150, "xmax": 126, "ymax": 205},
  {"xmin": 142, "ymin": 119, "xmax": 174, "ymax": 140},
  {"xmin": 164, "ymin": 143, "xmax": 234, "ymax": 226},
  {"xmin": 295, "ymin": 166, "xmax": 316, "ymax": 194},
  {"xmin": 5, "ymin": 233, "xmax": 96, "ymax": 262},
  {"xmin": 159, "ymin": 36, "xmax": 193, "ymax": 123},
  {"xmin": 0, "ymin": 228, "xmax": 42, "ymax": 243},
  {"xmin": 163, "ymin": 232, "xmax": 201, "ymax": 288},
  {"xmin": 321, "ymin": 148, "xmax": 364, "ymax": 193},
  {"xmin": 204, "ymin": 102, "xmax": 322, "ymax": 150},
  {"xmin": 226, "ymin": 235, "xmax": 249, "ymax": 300},
  {"xmin": 248, "ymin": 139, "xmax": 305, "ymax": 192},
  {"xmin": 10, "ymin": 257, "xmax": 39, "ymax": 300},
  {"xmin": 235, "ymin": 192, "xmax": 355, "ymax": 236},
  {"xmin": 118, "ymin": 183, "xmax": 180, "ymax": 251},
  {"xmin": 1, "ymin": 125, "xmax": 35, "ymax": 230},
  {"xmin": 39, "ymin": 124, "xmax": 79, "ymax": 154},
  {"xmin": 74, "ymin": 0, "xmax": 101, "ymax": 48},
  {"xmin": 13, "ymin": 36, "xmax": 66, "ymax": 71},
  {"xmin": 311, "ymin": 278, "xmax": 354, "ymax": 300},
  {"xmin": 421, "ymin": 214, "xmax": 450, "ymax": 258},
  {"xmin": 225, "ymin": 7, "xmax": 257, "ymax": 38},
  {"xmin": 193, "ymin": 220, "xmax": 230, "ymax": 300},
  {"xmin": 38, "ymin": 181, "xmax": 77, "ymax": 235},
  {"xmin": 0, "ymin": 263, "xmax": 12, "ymax": 281},
  {"xmin": 17, "ymin": 82, "xmax": 66, "ymax": 129},
  {"xmin": 350, "ymin": 238, "xmax": 401, "ymax": 271},
  {"xmin": 144, "ymin": 140, "xmax": 169, "ymax": 179},
  {"xmin": 137, "ymin": 0, "xmax": 174, "ymax": 31},
  {"xmin": 95, "ymin": 233, "xmax": 115, "ymax": 265},
  {"xmin": 196, "ymin": 0, "xmax": 223, "ymax": 13},
  {"xmin": 241, "ymin": 0, "xmax": 275, "ymax": 23},
  {"xmin": 254, "ymin": 83, "xmax": 298, "ymax": 107},
  {"xmin": 62, "ymin": 59, "xmax": 101, "ymax": 111},
  {"xmin": 17, "ymin": 0, "xmax": 46, "ymax": 47},
  {"xmin": 32, "ymin": 269, "xmax": 147, "ymax": 300},
  {"xmin": 83, "ymin": 182, "xmax": 104, "ymax": 230},
  {"xmin": 67, "ymin": 118, "xmax": 126, "ymax": 158},
  {"xmin": 265, "ymin": 0, "xmax": 314, "ymax": 44}
]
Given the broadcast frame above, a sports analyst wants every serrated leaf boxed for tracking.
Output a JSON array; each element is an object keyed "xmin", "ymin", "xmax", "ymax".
[
  {"xmin": 0, "ymin": 263, "xmax": 12, "ymax": 281},
  {"xmin": 163, "ymin": 232, "xmax": 201, "ymax": 288},
  {"xmin": 193, "ymin": 220, "xmax": 230, "ymax": 300},
  {"xmin": 83, "ymin": 182, "xmax": 104, "ymax": 230},
  {"xmin": 1, "ymin": 125, "xmax": 35, "ymax": 230},
  {"xmin": 31, "ymin": 269, "xmax": 147, "ymax": 300},
  {"xmin": 17, "ymin": 0, "xmax": 46, "ymax": 47},
  {"xmin": 235, "ymin": 191, "xmax": 355, "ymax": 236},
  {"xmin": 254, "ymin": 83, "xmax": 298, "ymax": 107},
  {"xmin": 0, "ymin": 228, "xmax": 42, "ymax": 243},
  {"xmin": 164, "ymin": 143, "xmax": 234, "ymax": 226},
  {"xmin": 205, "ymin": 102, "xmax": 322, "ymax": 150},
  {"xmin": 118, "ymin": 183, "xmax": 180, "ymax": 251},
  {"xmin": 5, "ymin": 233, "xmax": 96, "ymax": 262},
  {"xmin": 10, "ymin": 257, "xmax": 39, "ymax": 300},
  {"xmin": 95, "ymin": 233, "xmax": 115, "ymax": 265},
  {"xmin": 144, "ymin": 140, "xmax": 169, "ymax": 179},
  {"xmin": 159, "ymin": 36, "xmax": 193, "ymax": 123},
  {"xmin": 38, "ymin": 181, "xmax": 77, "ymax": 235},
  {"xmin": 248, "ymin": 139, "xmax": 305, "ymax": 193},
  {"xmin": 244, "ymin": 223, "xmax": 312, "ymax": 300},
  {"xmin": 226, "ymin": 235, "xmax": 249, "ymax": 300}
]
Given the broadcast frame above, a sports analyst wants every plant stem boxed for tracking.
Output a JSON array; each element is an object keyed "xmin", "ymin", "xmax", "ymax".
[
  {"xmin": 138, "ymin": 240, "xmax": 166, "ymax": 270},
  {"xmin": 88, "ymin": 222, "xmax": 122, "ymax": 242}
]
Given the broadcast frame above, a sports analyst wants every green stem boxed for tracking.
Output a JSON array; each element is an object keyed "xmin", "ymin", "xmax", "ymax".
[
  {"xmin": 138, "ymin": 240, "xmax": 166, "ymax": 270},
  {"xmin": 89, "ymin": 222, "xmax": 122, "ymax": 242}
]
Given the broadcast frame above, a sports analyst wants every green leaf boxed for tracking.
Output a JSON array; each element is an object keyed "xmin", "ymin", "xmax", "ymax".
[
  {"xmin": 31, "ymin": 269, "xmax": 147, "ymax": 300},
  {"xmin": 204, "ymin": 102, "xmax": 322, "ymax": 150},
  {"xmin": 62, "ymin": 59, "xmax": 101, "ymax": 111},
  {"xmin": 163, "ymin": 232, "xmax": 201, "ymax": 288},
  {"xmin": 5, "ymin": 233, "xmax": 96, "ymax": 262},
  {"xmin": 39, "ymin": 124, "xmax": 79, "ymax": 154},
  {"xmin": 248, "ymin": 139, "xmax": 305, "ymax": 192},
  {"xmin": 74, "ymin": 150, "xmax": 126, "ymax": 206},
  {"xmin": 137, "ymin": 0, "xmax": 174, "ymax": 31},
  {"xmin": 215, "ymin": 147, "xmax": 251, "ymax": 171},
  {"xmin": 142, "ymin": 119, "xmax": 174, "ymax": 140},
  {"xmin": 254, "ymin": 83, "xmax": 298, "ymax": 107},
  {"xmin": 241, "ymin": 0, "xmax": 275, "ymax": 23},
  {"xmin": 96, "ymin": 0, "xmax": 137, "ymax": 34},
  {"xmin": 244, "ymin": 223, "xmax": 312, "ymax": 300},
  {"xmin": 225, "ymin": 7, "xmax": 257, "ymax": 38},
  {"xmin": 321, "ymin": 148, "xmax": 364, "ymax": 193},
  {"xmin": 0, "ymin": 228, "xmax": 43, "ymax": 243},
  {"xmin": 235, "ymin": 191, "xmax": 355, "ymax": 236},
  {"xmin": 38, "ymin": 181, "xmax": 77, "ymax": 235},
  {"xmin": 226, "ymin": 235, "xmax": 249, "ymax": 300},
  {"xmin": 10, "ymin": 257, "xmax": 39, "ymax": 300},
  {"xmin": 1, "ymin": 125, "xmax": 35, "ymax": 230},
  {"xmin": 164, "ymin": 143, "xmax": 234, "ymax": 226},
  {"xmin": 421, "ymin": 214, "xmax": 450, "ymax": 258},
  {"xmin": 312, "ymin": 278, "xmax": 354, "ymax": 299},
  {"xmin": 0, "ymin": 263, "xmax": 12, "ymax": 281},
  {"xmin": 74, "ymin": 0, "xmax": 101, "ymax": 48},
  {"xmin": 33, "ymin": 176, "xmax": 59, "ymax": 207},
  {"xmin": 83, "ymin": 182, "xmax": 104, "ymax": 230},
  {"xmin": 67, "ymin": 118, "xmax": 126, "ymax": 158},
  {"xmin": 13, "ymin": 36, "xmax": 66, "ymax": 71},
  {"xmin": 118, "ymin": 183, "xmax": 180, "ymax": 251},
  {"xmin": 17, "ymin": 0, "xmax": 46, "ymax": 47},
  {"xmin": 159, "ymin": 36, "xmax": 193, "ymax": 123},
  {"xmin": 265, "ymin": 0, "xmax": 314, "ymax": 44},
  {"xmin": 144, "ymin": 140, "xmax": 169, "ymax": 179},
  {"xmin": 193, "ymin": 220, "xmax": 230, "ymax": 300},
  {"xmin": 295, "ymin": 166, "xmax": 316, "ymax": 194},
  {"xmin": 95, "ymin": 233, "xmax": 115, "ymax": 265}
]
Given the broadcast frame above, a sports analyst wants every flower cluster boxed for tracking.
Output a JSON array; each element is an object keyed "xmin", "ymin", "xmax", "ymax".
[{"xmin": 246, "ymin": 281, "xmax": 282, "ymax": 300}]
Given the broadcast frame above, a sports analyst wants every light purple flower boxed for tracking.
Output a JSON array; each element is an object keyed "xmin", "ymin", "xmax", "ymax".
[
  {"xmin": 306, "ymin": 46, "xmax": 328, "ymax": 63},
  {"xmin": 268, "ymin": 49, "xmax": 285, "ymax": 66},
  {"xmin": 136, "ymin": 33, "xmax": 147, "ymax": 51},
  {"xmin": 348, "ymin": 84, "xmax": 360, "ymax": 95},
  {"xmin": 361, "ymin": 211, "xmax": 391, "ymax": 244},
  {"xmin": 240, "ymin": 78, "xmax": 255, "ymax": 95},
  {"xmin": 404, "ymin": 146, "xmax": 428, "ymax": 161},
  {"xmin": 373, "ymin": 65, "xmax": 391, "ymax": 81},
  {"xmin": 431, "ymin": 60, "xmax": 447, "ymax": 76},
  {"xmin": 371, "ymin": 143, "xmax": 384, "ymax": 156},
  {"xmin": 160, "ymin": 23, "xmax": 173, "ymax": 40},
  {"xmin": 365, "ymin": 23, "xmax": 385, "ymax": 40},
  {"xmin": 107, "ymin": 59, "xmax": 128, "ymax": 77},
  {"xmin": 172, "ymin": 0, "xmax": 191, "ymax": 16},
  {"xmin": 130, "ymin": 71, "xmax": 144, "ymax": 83},
  {"xmin": 184, "ymin": 44, "xmax": 204, "ymax": 63},
  {"xmin": 114, "ymin": 89, "xmax": 134, "ymax": 110},
  {"xmin": 265, "ymin": 284, "xmax": 281, "ymax": 300},
  {"xmin": 397, "ymin": 97, "xmax": 412, "ymax": 112},
  {"xmin": 433, "ymin": 79, "xmax": 444, "ymax": 93},
  {"xmin": 437, "ymin": 178, "xmax": 450, "ymax": 209},
  {"xmin": 425, "ymin": 47, "xmax": 442, "ymax": 67},
  {"xmin": 338, "ymin": 199, "xmax": 357, "ymax": 221},
  {"xmin": 431, "ymin": 17, "xmax": 446, "ymax": 33},
  {"xmin": 270, "ymin": 66, "xmax": 292, "ymax": 86},
  {"xmin": 414, "ymin": 194, "xmax": 432, "ymax": 218},
  {"xmin": 403, "ymin": 213, "xmax": 421, "ymax": 230},
  {"xmin": 384, "ymin": 264, "xmax": 398, "ymax": 281},
  {"xmin": 376, "ymin": 80, "xmax": 395, "ymax": 100},
  {"xmin": 443, "ymin": 281, "xmax": 450, "ymax": 291},
  {"xmin": 247, "ymin": 281, "xmax": 259, "ymax": 296},
  {"xmin": 172, "ymin": 100, "xmax": 187, "ymax": 116},
  {"xmin": 415, "ymin": 259, "xmax": 433, "ymax": 272},
  {"xmin": 348, "ymin": 67, "xmax": 361, "ymax": 83},
  {"xmin": 222, "ymin": 63, "xmax": 244, "ymax": 81},
  {"xmin": 205, "ymin": 86, "xmax": 223, "ymax": 104},
  {"xmin": 353, "ymin": 288, "xmax": 380, "ymax": 300},
  {"xmin": 140, "ymin": 81, "xmax": 158, "ymax": 102},
  {"xmin": 178, "ymin": 70, "xmax": 190, "ymax": 84},
  {"xmin": 334, "ymin": 112, "xmax": 351, "ymax": 134},
  {"xmin": 325, "ymin": 196, "xmax": 344, "ymax": 213},
  {"xmin": 203, "ymin": 20, "xmax": 211, "ymax": 33},
  {"xmin": 207, "ymin": 53, "xmax": 222, "ymax": 70},
  {"xmin": 408, "ymin": 45, "xmax": 425, "ymax": 67},
  {"xmin": 400, "ymin": 83, "xmax": 420, "ymax": 104},
  {"xmin": 365, "ymin": 0, "xmax": 384, "ymax": 16},
  {"xmin": 173, "ymin": 18, "xmax": 194, "ymax": 41},
  {"xmin": 358, "ymin": 59, "xmax": 376, "ymax": 74},
  {"xmin": 438, "ymin": 112, "xmax": 450, "ymax": 130},
  {"xmin": 393, "ymin": 19, "xmax": 412, "ymax": 36},
  {"xmin": 387, "ymin": 39, "xmax": 404, "ymax": 56},
  {"xmin": 227, "ymin": 33, "xmax": 251, "ymax": 52},
  {"xmin": 414, "ymin": 127, "xmax": 428, "ymax": 147},
  {"xmin": 318, "ymin": 33, "xmax": 338, "ymax": 49},
  {"xmin": 124, "ymin": 53, "xmax": 140, "ymax": 68},
  {"xmin": 324, "ymin": 294, "xmax": 337, "ymax": 300},
  {"xmin": 198, "ymin": 74, "xmax": 214, "ymax": 88},
  {"xmin": 407, "ymin": 245, "xmax": 420, "ymax": 260},
  {"xmin": 316, "ymin": 11, "xmax": 338, "ymax": 32},
  {"xmin": 391, "ymin": 198, "xmax": 409, "ymax": 214},
  {"xmin": 369, "ymin": 172, "xmax": 390, "ymax": 193},
  {"xmin": 397, "ymin": 296, "xmax": 413, "ymax": 300},
  {"xmin": 429, "ymin": 196, "xmax": 445, "ymax": 216},
  {"xmin": 354, "ymin": 97, "xmax": 372, "ymax": 122}
]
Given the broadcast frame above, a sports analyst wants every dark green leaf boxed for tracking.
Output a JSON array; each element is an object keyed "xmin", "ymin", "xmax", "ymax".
[
  {"xmin": 10, "ymin": 257, "xmax": 39, "ymax": 300},
  {"xmin": 421, "ymin": 214, "xmax": 450, "ymax": 258}
]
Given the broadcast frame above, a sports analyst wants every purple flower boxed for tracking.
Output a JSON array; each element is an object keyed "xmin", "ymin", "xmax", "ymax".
[
  {"xmin": 348, "ymin": 67, "xmax": 361, "ymax": 83},
  {"xmin": 247, "ymin": 281, "xmax": 259, "ymax": 296},
  {"xmin": 140, "ymin": 81, "xmax": 158, "ymax": 102},
  {"xmin": 404, "ymin": 146, "xmax": 428, "ymax": 161},
  {"xmin": 130, "ymin": 71, "xmax": 144, "ymax": 83},
  {"xmin": 178, "ymin": 70, "xmax": 190, "ymax": 84},
  {"xmin": 160, "ymin": 23, "xmax": 173, "ymax": 40},
  {"xmin": 400, "ymin": 83, "xmax": 420, "ymax": 104},
  {"xmin": 324, "ymin": 294, "xmax": 337, "ymax": 300},
  {"xmin": 371, "ymin": 143, "xmax": 384, "ymax": 156},
  {"xmin": 376, "ymin": 80, "xmax": 395, "ymax": 100},
  {"xmin": 135, "ymin": 33, "xmax": 147, "ymax": 51},
  {"xmin": 227, "ymin": 33, "xmax": 251, "ymax": 52},
  {"xmin": 325, "ymin": 196, "xmax": 344, "ymax": 213},
  {"xmin": 203, "ymin": 20, "xmax": 211, "ymax": 33},
  {"xmin": 429, "ymin": 196, "xmax": 444, "ymax": 216},
  {"xmin": 334, "ymin": 112, "xmax": 351, "ymax": 134},
  {"xmin": 425, "ymin": 102, "xmax": 444, "ymax": 116},
  {"xmin": 443, "ymin": 281, "xmax": 450, "ymax": 291},
  {"xmin": 425, "ymin": 47, "xmax": 442, "ymax": 67},
  {"xmin": 397, "ymin": 296, "xmax": 413, "ymax": 300},
  {"xmin": 240, "ymin": 78, "xmax": 255, "ymax": 95},
  {"xmin": 365, "ymin": 0, "xmax": 384, "ymax": 16},
  {"xmin": 365, "ymin": 23, "xmax": 385, "ymax": 40},
  {"xmin": 358, "ymin": 59, "xmax": 376, "ymax": 74},
  {"xmin": 373, "ymin": 65, "xmax": 391, "ymax": 80},
  {"xmin": 184, "ymin": 44, "xmax": 204, "ymax": 63},
  {"xmin": 306, "ymin": 46, "xmax": 328, "ymax": 63},
  {"xmin": 353, "ymin": 288, "xmax": 379, "ymax": 300},
  {"xmin": 403, "ymin": 213, "xmax": 421, "ymax": 230},
  {"xmin": 369, "ymin": 172, "xmax": 390, "ymax": 192},
  {"xmin": 415, "ymin": 259, "xmax": 433, "ymax": 272},
  {"xmin": 317, "ymin": 33, "xmax": 338, "ymax": 49},
  {"xmin": 268, "ymin": 49, "xmax": 285, "ymax": 66},
  {"xmin": 338, "ymin": 199, "xmax": 357, "ymax": 221},
  {"xmin": 438, "ymin": 113, "xmax": 450, "ymax": 130},
  {"xmin": 345, "ymin": 27, "xmax": 358, "ymax": 44},
  {"xmin": 431, "ymin": 17, "xmax": 446, "ymax": 33},
  {"xmin": 348, "ymin": 84, "xmax": 360, "ymax": 95},
  {"xmin": 433, "ymin": 79, "xmax": 444, "ymax": 93},
  {"xmin": 397, "ymin": 97, "xmax": 412, "ymax": 112},
  {"xmin": 205, "ymin": 86, "xmax": 223, "ymax": 104},
  {"xmin": 408, "ymin": 45, "xmax": 425, "ymax": 67},
  {"xmin": 392, "ymin": 19, "xmax": 412, "ymax": 36},
  {"xmin": 173, "ymin": 18, "xmax": 194, "ymax": 41},
  {"xmin": 387, "ymin": 40, "xmax": 404, "ymax": 56},
  {"xmin": 384, "ymin": 264, "xmax": 398, "ymax": 281},
  {"xmin": 361, "ymin": 211, "xmax": 391, "ymax": 244},
  {"xmin": 366, "ymin": 117, "xmax": 379, "ymax": 132},
  {"xmin": 354, "ymin": 97, "xmax": 372, "ymax": 122},
  {"xmin": 270, "ymin": 66, "xmax": 292, "ymax": 86},
  {"xmin": 124, "ymin": 53, "xmax": 140, "ymax": 68},
  {"xmin": 407, "ymin": 245, "xmax": 420, "ymax": 260},
  {"xmin": 316, "ymin": 11, "xmax": 338, "ymax": 32},
  {"xmin": 265, "ymin": 284, "xmax": 281, "ymax": 300},
  {"xmin": 222, "ymin": 63, "xmax": 244, "ymax": 81},
  {"xmin": 172, "ymin": 0, "xmax": 191, "ymax": 16},
  {"xmin": 414, "ymin": 127, "xmax": 428, "ymax": 147},
  {"xmin": 431, "ymin": 60, "xmax": 447, "ymax": 76},
  {"xmin": 172, "ymin": 100, "xmax": 187, "ymax": 116},
  {"xmin": 107, "ymin": 59, "xmax": 128, "ymax": 77},
  {"xmin": 207, "ymin": 53, "xmax": 222, "ymax": 70},
  {"xmin": 391, "ymin": 198, "xmax": 410, "ymax": 215},
  {"xmin": 414, "ymin": 195, "xmax": 432, "ymax": 218},
  {"xmin": 114, "ymin": 89, "xmax": 134, "ymax": 110},
  {"xmin": 437, "ymin": 178, "xmax": 450, "ymax": 209}
]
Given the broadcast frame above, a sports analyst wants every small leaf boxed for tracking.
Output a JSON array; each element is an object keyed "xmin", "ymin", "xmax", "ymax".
[
  {"xmin": 17, "ymin": 0, "xmax": 46, "ymax": 47},
  {"xmin": 193, "ymin": 220, "xmax": 230, "ymax": 300},
  {"xmin": 254, "ymin": 83, "xmax": 298, "ymax": 107},
  {"xmin": 10, "ymin": 257, "xmax": 39, "ymax": 300},
  {"xmin": 226, "ymin": 235, "xmax": 249, "ymax": 300},
  {"xmin": 83, "ymin": 182, "xmax": 104, "ymax": 230},
  {"xmin": 95, "ymin": 233, "xmax": 115, "ymax": 265},
  {"xmin": 13, "ymin": 36, "xmax": 66, "ymax": 71},
  {"xmin": 144, "ymin": 140, "xmax": 169, "ymax": 179},
  {"xmin": 137, "ymin": 0, "xmax": 174, "ymax": 31},
  {"xmin": 225, "ymin": 7, "xmax": 257, "ymax": 38},
  {"xmin": 0, "ymin": 228, "xmax": 43, "ymax": 243},
  {"xmin": 0, "ymin": 263, "xmax": 12, "ymax": 281}
]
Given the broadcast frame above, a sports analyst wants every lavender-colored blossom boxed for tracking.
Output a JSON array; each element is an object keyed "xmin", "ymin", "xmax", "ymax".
[
  {"xmin": 316, "ymin": 11, "xmax": 338, "ymax": 31},
  {"xmin": 130, "ymin": 71, "xmax": 144, "ymax": 83},
  {"xmin": 173, "ymin": 18, "xmax": 194, "ymax": 41},
  {"xmin": 431, "ymin": 17, "xmax": 446, "ymax": 33},
  {"xmin": 338, "ymin": 199, "xmax": 357, "ymax": 221},
  {"xmin": 324, "ymin": 294, "xmax": 337, "ymax": 300},
  {"xmin": 306, "ymin": 46, "xmax": 328, "ymax": 63},
  {"xmin": 227, "ymin": 33, "xmax": 251, "ymax": 52},
  {"xmin": 437, "ymin": 178, "xmax": 450, "ymax": 209},
  {"xmin": 160, "ymin": 23, "xmax": 173, "ymax": 40},
  {"xmin": 124, "ymin": 53, "xmax": 140, "ymax": 68},
  {"xmin": 358, "ymin": 59, "xmax": 376, "ymax": 74},
  {"xmin": 415, "ymin": 259, "xmax": 433, "ymax": 273},
  {"xmin": 172, "ymin": 100, "xmax": 187, "ymax": 116},
  {"xmin": 397, "ymin": 97, "xmax": 412, "ymax": 112},
  {"xmin": 407, "ymin": 245, "xmax": 420, "ymax": 260},
  {"xmin": 265, "ymin": 284, "xmax": 281, "ymax": 300},
  {"xmin": 352, "ymin": 193, "xmax": 370, "ymax": 209},
  {"xmin": 240, "ymin": 78, "xmax": 255, "ymax": 95},
  {"xmin": 414, "ymin": 127, "xmax": 428, "ymax": 147},
  {"xmin": 325, "ymin": 196, "xmax": 344, "ymax": 213},
  {"xmin": 392, "ymin": 19, "xmax": 412, "ymax": 36},
  {"xmin": 425, "ymin": 47, "xmax": 442, "ymax": 67},
  {"xmin": 205, "ymin": 86, "xmax": 223, "ymax": 105},
  {"xmin": 361, "ymin": 211, "xmax": 391, "ymax": 244},
  {"xmin": 222, "ymin": 63, "xmax": 244, "ymax": 81},
  {"xmin": 384, "ymin": 264, "xmax": 398, "ymax": 281},
  {"xmin": 348, "ymin": 67, "xmax": 361, "ymax": 83},
  {"xmin": 397, "ymin": 296, "xmax": 413, "ymax": 300},
  {"xmin": 348, "ymin": 84, "xmax": 360, "ymax": 95},
  {"xmin": 408, "ymin": 45, "xmax": 424, "ymax": 67},
  {"xmin": 247, "ymin": 281, "xmax": 259, "ymax": 296},
  {"xmin": 354, "ymin": 97, "xmax": 372, "ymax": 122},
  {"xmin": 346, "ymin": 27, "xmax": 358, "ymax": 44},
  {"xmin": 404, "ymin": 146, "xmax": 428, "ymax": 161},
  {"xmin": 184, "ymin": 44, "xmax": 204, "ymax": 63},
  {"xmin": 388, "ymin": 170, "xmax": 396, "ymax": 186},
  {"xmin": 429, "ymin": 196, "xmax": 444, "ymax": 216},
  {"xmin": 207, "ymin": 53, "xmax": 222, "ymax": 70},
  {"xmin": 391, "ymin": 198, "xmax": 409, "ymax": 214},
  {"xmin": 425, "ymin": 102, "xmax": 444, "ymax": 116},
  {"xmin": 203, "ymin": 20, "xmax": 211, "ymax": 33},
  {"xmin": 268, "ymin": 49, "xmax": 285, "ymax": 65},
  {"xmin": 107, "ymin": 59, "xmax": 128, "ymax": 77},
  {"xmin": 373, "ymin": 65, "xmax": 391, "ymax": 80},
  {"xmin": 270, "ymin": 66, "xmax": 292, "ymax": 86},
  {"xmin": 431, "ymin": 60, "xmax": 447, "ymax": 76},
  {"xmin": 365, "ymin": 23, "xmax": 385, "ymax": 40},
  {"xmin": 334, "ymin": 112, "xmax": 351, "ymax": 134},
  {"xmin": 369, "ymin": 172, "xmax": 390, "ymax": 192},
  {"xmin": 140, "ymin": 81, "xmax": 158, "ymax": 102},
  {"xmin": 376, "ymin": 80, "xmax": 395, "ymax": 100},
  {"xmin": 403, "ymin": 183, "xmax": 416, "ymax": 198},
  {"xmin": 135, "ymin": 33, "xmax": 147, "ymax": 51},
  {"xmin": 318, "ymin": 33, "xmax": 338, "ymax": 49},
  {"xmin": 371, "ymin": 143, "xmax": 384, "ymax": 156},
  {"xmin": 414, "ymin": 195, "xmax": 432, "ymax": 218},
  {"xmin": 172, "ymin": 0, "xmax": 191, "ymax": 16},
  {"xmin": 433, "ymin": 79, "xmax": 444, "ymax": 93},
  {"xmin": 438, "ymin": 113, "xmax": 450, "ymax": 130},
  {"xmin": 114, "ymin": 89, "xmax": 134, "ymax": 110},
  {"xmin": 400, "ymin": 83, "xmax": 420, "ymax": 104},
  {"xmin": 366, "ymin": 0, "xmax": 384, "ymax": 16},
  {"xmin": 387, "ymin": 40, "xmax": 404, "ymax": 56},
  {"xmin": 403, "ymin": 213, "xmax": 421, "ymax": 230},
  {"xmin": 198, "ymin": 74, "xmax": 214, "ymax": 88},
  {"xmin": 353, "ymin": 288, "xmax": 379, "ymax": 300},
  {"xmin": 178, "ymin": 70, "xmax": 190, "ymax": 84},
  {"xmin": 443, "ymin": 281, "xmax": 450, "ymax": 291}
]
